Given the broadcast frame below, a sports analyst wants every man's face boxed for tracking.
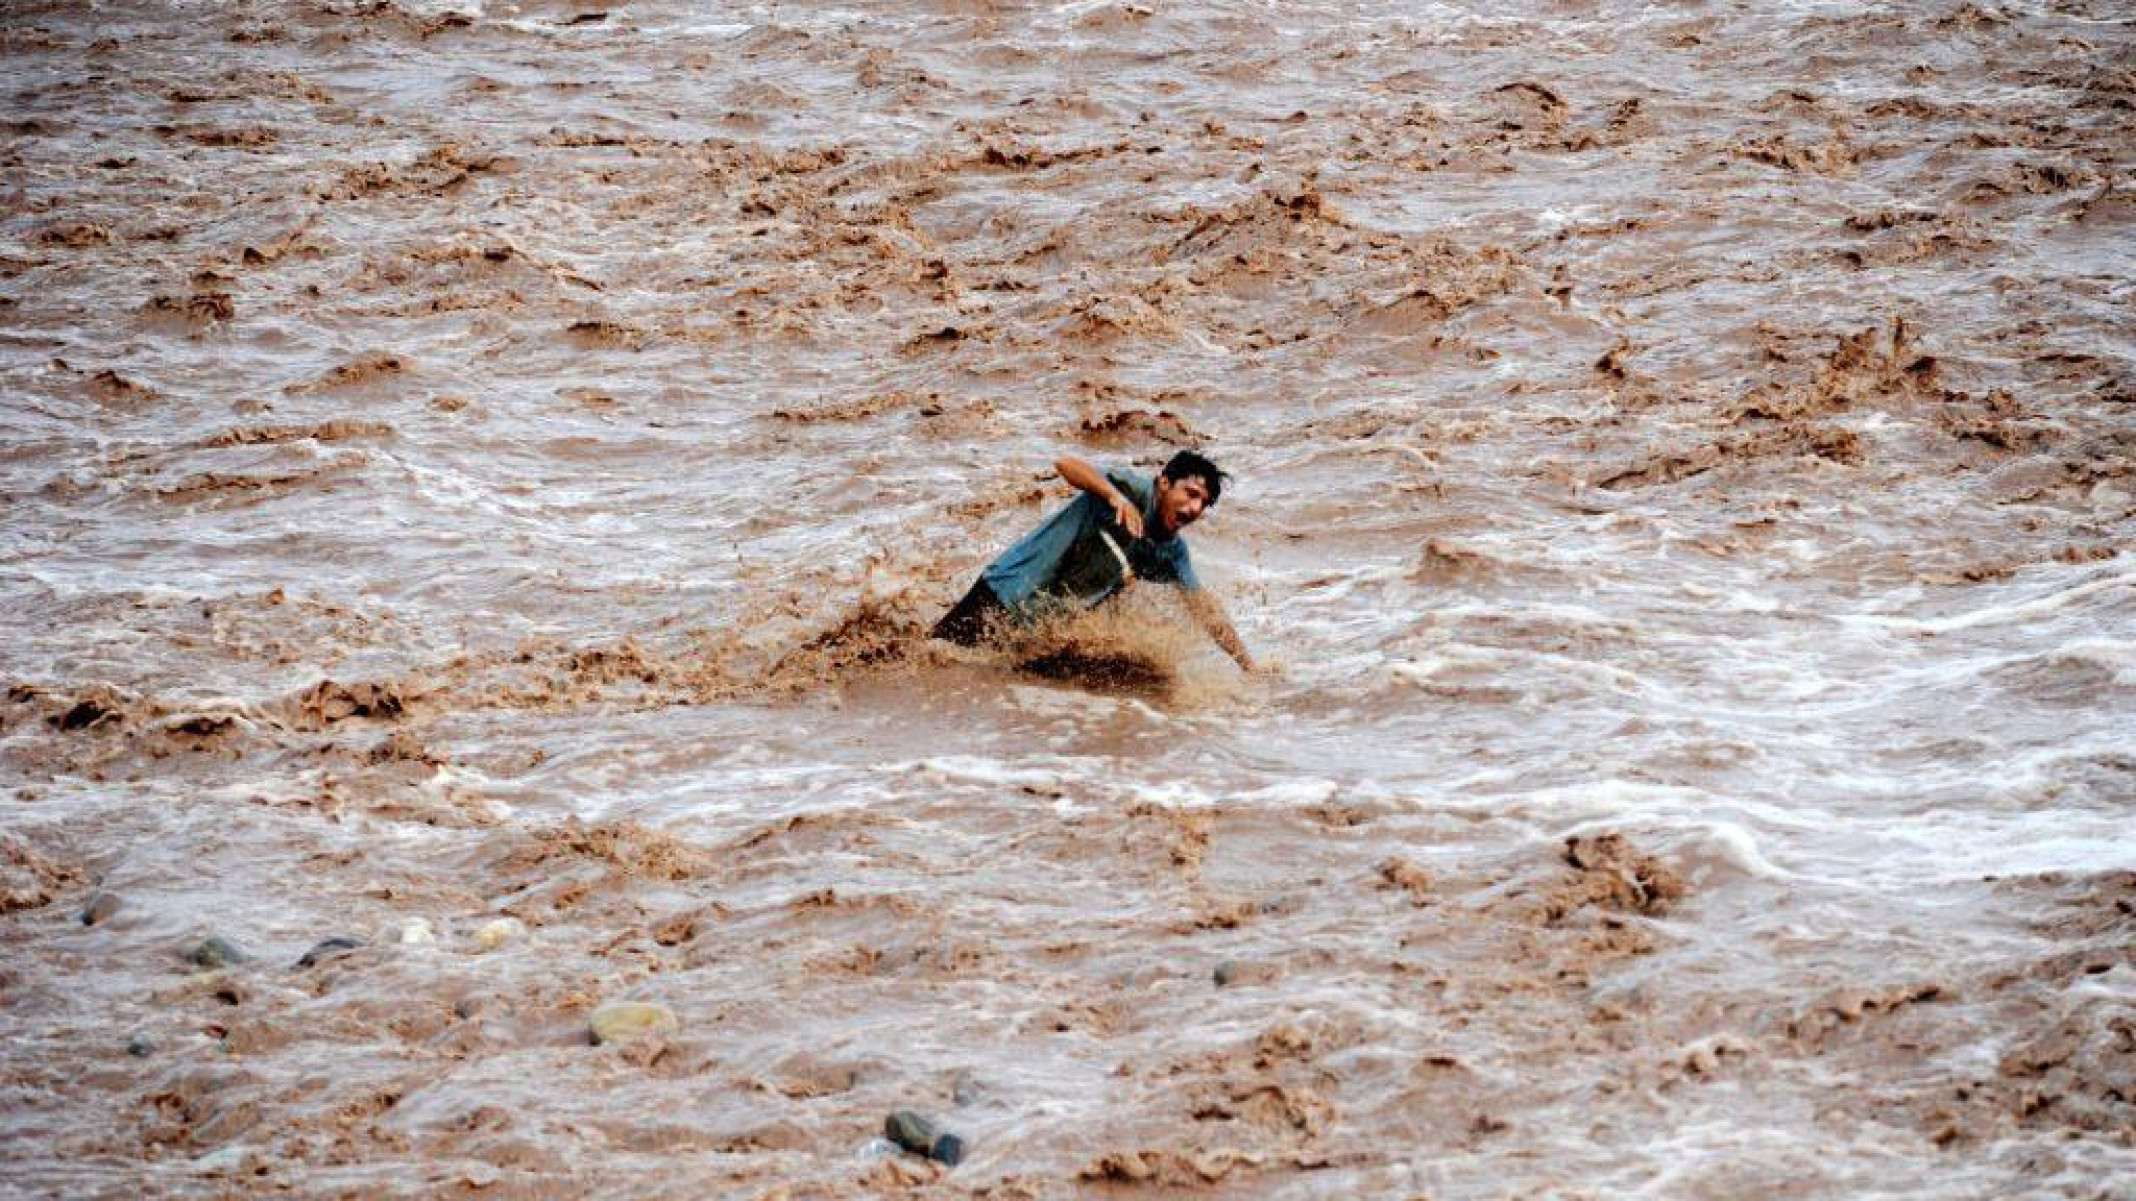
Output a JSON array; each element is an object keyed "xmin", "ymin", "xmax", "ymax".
[{"xmin": 1155, "ymin": 474, "xmax": 1213, "ymax": 535}]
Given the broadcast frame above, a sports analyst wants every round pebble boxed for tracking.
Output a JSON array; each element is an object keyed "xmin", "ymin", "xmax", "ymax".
[
  {"xmin": 187, "ymin": 936, "xmax": 247, "ymax": 969},
  {"xmin": 80, "ymin": 891, "xmax": 123, "ymax": 926}
]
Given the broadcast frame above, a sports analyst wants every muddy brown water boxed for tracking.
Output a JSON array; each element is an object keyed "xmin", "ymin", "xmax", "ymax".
[{"xmin": 2, "ymin": 0, "xmax": 2133, "ymax": 1197}]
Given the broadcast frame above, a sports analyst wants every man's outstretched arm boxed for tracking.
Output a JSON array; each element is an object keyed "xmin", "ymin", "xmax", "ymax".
[
  {"xmin": 1184, "ymin": 588, "xmax": 1256, "ymax": 672},
  {"xmin": 1054, "ymin": 455, "xmax": 1144, "ymax": 538}
]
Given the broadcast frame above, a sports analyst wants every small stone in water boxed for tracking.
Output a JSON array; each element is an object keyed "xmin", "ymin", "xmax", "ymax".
[
  {"xmin": 589, "ymin": 1002, "xmax": 677, "ymax": 1045},
  {"xmin": 1212, "ymin": 958, "xmax": 1276, "ymax": 988},
  {"xmin": 80, "ymin": 891, "xmax": 122, "ymax": 925},
  {"xmin": 188, "ymin": 936, "xmax": 247, "ymax": 969},
  {"xmin": 296, "ymin": 937, "xmax": 363, "ymax": 968},
  {"xmin": 126, "ymin": 1033, "xmax": 154, "ymax": 1057},
  {"xmin": 472, "ymin": 917, "xmax": 522, "ymax": 951},
  {"xmin": 192, "ymin": 1145, "xmax": 249, "ymax": 1174},
  {"xmin": 396, "ymin": 917, "xmax": 435, "ymax": 946},
  {"xmin": 884, "ymin": 1110, "xmax": 965, "ymax": 1166}
]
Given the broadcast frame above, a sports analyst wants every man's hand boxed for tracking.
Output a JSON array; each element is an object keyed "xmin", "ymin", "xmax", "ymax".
[{"xmin": 1107, "ymin": 490, "xmax": 1145, "ymax": 539}]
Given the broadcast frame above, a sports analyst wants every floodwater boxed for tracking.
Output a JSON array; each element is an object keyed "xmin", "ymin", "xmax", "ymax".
[{"xmin": 2, "ymin": 0, "xmax": 2132, "ymax": 1197}]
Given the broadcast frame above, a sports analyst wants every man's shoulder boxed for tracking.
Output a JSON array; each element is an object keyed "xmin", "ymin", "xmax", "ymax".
[{"xmin": 1104, "ymin": 465, "xmax": 1156, "ymax": 505}]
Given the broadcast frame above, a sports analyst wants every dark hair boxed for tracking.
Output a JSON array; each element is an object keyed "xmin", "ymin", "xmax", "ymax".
[{"xmin": 1160, "ymin": 450, "xmax": 1228, "ymax": 506}]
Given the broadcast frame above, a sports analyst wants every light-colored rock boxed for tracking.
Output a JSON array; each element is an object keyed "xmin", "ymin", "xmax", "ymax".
[
  {"xmin": 396, "ymin": 917, "xmax": 435, "ymax": 946},
  {"xmin": 589, "ymin": 1001, "xmax": 677, "ymax": 1046},
  {"xmin": 472, "ymin": 917, "xmax": 523, "ymax": 951}
]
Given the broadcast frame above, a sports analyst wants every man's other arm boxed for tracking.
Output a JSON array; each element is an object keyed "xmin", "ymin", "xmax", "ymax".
[{"xmin": 1183, "ymin": 588, "xmax": 1256, "ymax": 672}]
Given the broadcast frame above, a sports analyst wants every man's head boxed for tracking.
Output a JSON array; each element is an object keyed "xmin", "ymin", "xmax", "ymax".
[{"xmin": 1154, "ymin": 450, "xmax": 1228, "ymax": 536}]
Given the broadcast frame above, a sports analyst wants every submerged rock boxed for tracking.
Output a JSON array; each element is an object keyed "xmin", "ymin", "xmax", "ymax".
[
  {"xmin": 884, "ymin": 1110, "xmax": 965, "ymax": 1166},
  {"xmin": 79, "ymin": 891, "xmax": 122, "ymax": 926},
  {"xmin": 589, "ymin": 1002, "xmax": 677, "ymax": 1045},
  {"xmin": 396, "ymin": 917, "xmax": 435, "ymax": 946},
  {"xmin": 192, "ymin": 1145, "xmax": 250, "ymax": 1175},
  {"xmin": 296, "ymin": 937, "xmax": 362, "ymax": 968},
  {"xmin": 187, "ymin": 936, "xmax": 247, "ymax": 969},
  {"xmin": 126, "ymin": 1033, "xmax": 154, "ymax": 1057}
]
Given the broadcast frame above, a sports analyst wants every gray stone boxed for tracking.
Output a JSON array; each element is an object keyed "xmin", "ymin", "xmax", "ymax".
[
  {"xmin": 296, "ymin": 937, "xmax": 362, "ymax": 968},
  {"xmin": 126, "ymin": 1033, "xmax": 154, "ymax": 1058},
  {"xmin": 1213, "ymin": 959, "xmax": 1276, "ymax": 988},
  {"xmin": 187, "ymin": 936, "xmax": 247, "ymax": 969},
  {"xmin": 80, "ymin": 891, "xmax": 122, "ymax": 926},
  {"xmin": 884, "ymin": 1110, "xmax": 964, "ymax": 1166}
]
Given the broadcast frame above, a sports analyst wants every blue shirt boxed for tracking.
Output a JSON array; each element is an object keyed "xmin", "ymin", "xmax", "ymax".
[{"xmin": 981, "ymin": 467, "xmax": 1201, "ymax": 620}]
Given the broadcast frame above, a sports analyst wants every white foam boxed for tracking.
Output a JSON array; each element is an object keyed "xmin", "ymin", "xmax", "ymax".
[
  {"xmin": 1386, "ymin": 644, "xmax": 1649, "ymax": 694},
  {"xmin": 1849, "ymin": 571, "xmax": 2135, "ymax": 634},
  {"xmin": 1663, "ymin": 821, "xmax": 1795, "ymax": 881},
  {"xmin": 909, "ymin": 756, "xmax": 1069, "ymax": 790},
  {"xmin": 1234, "ymin": 777, "xmax": 1341, "ymax": 806}
]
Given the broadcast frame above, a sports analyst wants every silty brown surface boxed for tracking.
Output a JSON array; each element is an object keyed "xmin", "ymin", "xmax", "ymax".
[{"xmin": 2, "ymin": 0, "xmax": 2133, "ymax": 1197}]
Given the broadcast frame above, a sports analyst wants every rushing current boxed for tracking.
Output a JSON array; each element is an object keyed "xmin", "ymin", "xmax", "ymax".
[{"xmin": 2, "ymin": 0, "xmax": 2132, "ymax": 1196}]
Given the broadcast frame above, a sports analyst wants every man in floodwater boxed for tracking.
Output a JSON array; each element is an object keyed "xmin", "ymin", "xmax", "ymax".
[{"xmin": 933, "ymin": 450, "xmax": 1258, "ymax": 672}]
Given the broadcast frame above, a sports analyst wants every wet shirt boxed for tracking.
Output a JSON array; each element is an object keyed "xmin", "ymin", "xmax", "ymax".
[{"xmin": 981, "ymin": 467, "xmax": 1200, "ymax": 619}]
